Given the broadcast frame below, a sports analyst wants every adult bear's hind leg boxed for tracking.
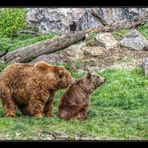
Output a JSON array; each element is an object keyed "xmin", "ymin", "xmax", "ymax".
[
  {"xmin": 0, "ymin": 83, "xmax": 16, "ymax": 117},
  {"xmin": 27, "ymin": 90, "xmax": 49, "ymax": 117}
]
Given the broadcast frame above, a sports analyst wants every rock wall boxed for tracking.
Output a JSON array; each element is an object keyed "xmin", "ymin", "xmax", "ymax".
[{"xmin": 26, "ymin": 8, "xmax": 148, "ymax": 33}]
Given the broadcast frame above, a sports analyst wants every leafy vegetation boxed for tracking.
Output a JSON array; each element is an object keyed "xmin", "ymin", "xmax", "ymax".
[
  {"xmin": 0, "ymin": 8, "xmax": 27, "ymax": 38},
  {"xmin": 138, "ymin": 24, "xmax": 148, "ymax": 39},
  {"xmin": 0, "ymin": 66, "xmax": 147, "ymax": 140},
  {"xmin": 0, "ymin": 63, "xmax": 7, "ymax": 72},
  {"xmin": 0, "ymin": 8, "xmax": 57, "ymax": 52}
]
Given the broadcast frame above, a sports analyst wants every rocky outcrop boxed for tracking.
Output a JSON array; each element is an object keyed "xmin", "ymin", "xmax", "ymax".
[
  {"xmin": 26, "ymin": 8, "xmax": 148, "ymax": 34},
  {"xmin": 119, "ymin": 30, "xmax": 148, "ymax": 50}
]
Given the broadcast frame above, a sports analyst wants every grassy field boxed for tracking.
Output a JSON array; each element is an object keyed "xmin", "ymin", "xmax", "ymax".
[{"xmin": 0, "ymin": 65, "xmax": 147, "ymax": 140}]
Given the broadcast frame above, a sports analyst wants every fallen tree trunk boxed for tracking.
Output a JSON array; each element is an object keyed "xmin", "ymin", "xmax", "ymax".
[{"xmin": 2, "ymin": 31, "xmax": 86, "ymax": 63}]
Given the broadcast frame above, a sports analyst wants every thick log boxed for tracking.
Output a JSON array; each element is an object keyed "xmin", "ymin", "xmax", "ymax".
[{"xmin": 2, "ymin": 31, "xmax": 86, "ymax": 63}]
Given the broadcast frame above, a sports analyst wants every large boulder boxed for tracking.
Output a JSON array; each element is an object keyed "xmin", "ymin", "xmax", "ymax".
[
  {"xmin": 95, "ymin": 32, "xmax": 118, "ymax": 50},
  {"xmin": 26, "ymin": 8, "xmax": 148, "ymax": 33},
  {"xmin": 64, "ymin": 42, "xmax": 85, "ymax": 61},
  {"xmin": 119, "ymin": 30, "xmax": 148, "ymax": 50}
]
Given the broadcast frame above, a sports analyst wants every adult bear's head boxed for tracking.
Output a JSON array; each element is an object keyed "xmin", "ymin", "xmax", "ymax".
[{"xmin": 34, "ymin": 61, "xmax": 74, "ymax": 90}]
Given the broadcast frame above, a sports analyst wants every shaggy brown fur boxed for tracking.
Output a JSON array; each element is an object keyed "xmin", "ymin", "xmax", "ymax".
[
  {"xmin": 58, "ymin": 73, "xmax": 106, "ymax": 120},
  {"xmin": 0, "ymin": 61, "xmax": 72, "ymax": 118}
]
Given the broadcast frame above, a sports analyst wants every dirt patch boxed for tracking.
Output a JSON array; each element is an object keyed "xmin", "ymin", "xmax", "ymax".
[{"xmin": 71, "ymin": 47, "xmax": 148, "ymax": 72}]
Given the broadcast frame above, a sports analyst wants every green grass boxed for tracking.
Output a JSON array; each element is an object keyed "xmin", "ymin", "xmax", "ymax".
[
  {"xmin": 0, "ymin": 65, "xmax": 147, "ymax": 140},
  {"xmin": 113, "ymin": 28, "xmax": 129, "ymax": 40},
  {"xmin": 0, "ymin": 63, "xmax": 7, "ymax": 72},
  {"xmin": 138, "ymin": 24, "xmax": 148, "ymax": 39},
  {"xmin": 86, "ymin": 32, "xmax": 98, "ymax": 41}
]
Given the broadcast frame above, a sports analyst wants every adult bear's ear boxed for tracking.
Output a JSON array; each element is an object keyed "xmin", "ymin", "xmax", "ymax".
[
  {"xmin": 34, "ymin": 61, "xmax": 50, "ymax": 71},
  {"xmin": 86, "ymin": 72, "xmax": 91, "ymax": 79}
]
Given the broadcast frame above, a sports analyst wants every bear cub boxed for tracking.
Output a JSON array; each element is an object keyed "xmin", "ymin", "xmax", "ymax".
[{"xmin": 58, "ymin": 73, "xmax": 106, "ymax": 120}]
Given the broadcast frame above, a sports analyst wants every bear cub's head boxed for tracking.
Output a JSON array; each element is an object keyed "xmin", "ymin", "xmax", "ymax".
[{"xmin": 75, "ymin": 72, "xmax": 106, "ymax": 93}]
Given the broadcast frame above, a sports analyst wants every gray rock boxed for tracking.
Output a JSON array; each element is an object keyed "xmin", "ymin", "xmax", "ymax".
[
  {"xmin": 142, "ymin": 57, "xmax": 148, "ymax": 76},
  {"xmin": 119, "ymin": 30, "xmax": 148, "ymax": 50},
  {"xmin": 95, "ymin": 33, "xmax": 118, "ymax": 50},
  {"xmin": 64, "ymin": 42, "xmax": 85, "ymax": 61},
  {"xmin": 30, "ymin": 52, "xmax": 68, "ymax": 65},
  {"xmin": 82, "ymin": 46, "xmax": 105, "ymax": 57},
  {"xmin": 26, "ymin": 8, "xmax": 148, "ymax": 33}
]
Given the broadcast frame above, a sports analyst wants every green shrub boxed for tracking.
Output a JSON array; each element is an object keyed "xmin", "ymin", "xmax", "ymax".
[
  {"xmin": 0, "ymin": 38, "xmax": 12, "ymax": 51},
  {"xmin": 0, "ymin": 8, "xmax": 27, "ymax": 38}
]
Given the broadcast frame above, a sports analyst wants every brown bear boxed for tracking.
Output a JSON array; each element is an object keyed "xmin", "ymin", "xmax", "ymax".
[
  {"xmin": 58, "ymin": 73, "xmax": 106, "ymax": 120},
  {"xmin": 0, "ymin": 61, "xmax": 73, "ymax": 118}
]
